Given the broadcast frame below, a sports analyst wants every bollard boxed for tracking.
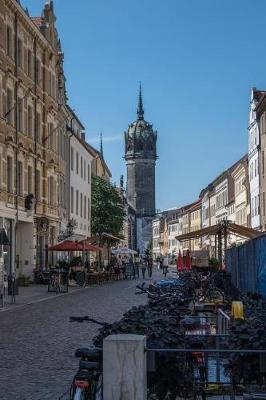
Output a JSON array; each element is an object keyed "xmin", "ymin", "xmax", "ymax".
[{"xmin": 103, "ymin": 334, "xmax": 147, "ymax": 400}]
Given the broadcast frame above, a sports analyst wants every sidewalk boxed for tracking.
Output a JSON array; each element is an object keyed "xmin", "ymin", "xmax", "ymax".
[{"xmin": 0, "ymin": 283, "xmax": 84, "ymax": 313}]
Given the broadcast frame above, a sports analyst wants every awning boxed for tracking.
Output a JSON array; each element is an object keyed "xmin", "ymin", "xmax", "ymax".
[
  {"xmin": 84, "ymin": 233, "xmax": 125, "ymax": 244},
  {"xmin": 112, "ymin": 247, "xmax": 137, "ymax": 255},
  {"xmin": 176, "ymin": 222, "xmax": 264, "ymax": 242},
  {"xmin": 78, "ymin": 239, "xmax": 102, "ymax": 252}
]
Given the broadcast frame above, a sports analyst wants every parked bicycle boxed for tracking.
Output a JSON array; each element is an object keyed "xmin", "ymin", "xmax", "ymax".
[
  {"xmin": 69, "ymin": 316, "xmax": 111, "ymax": 400},
  {"xmin": 48, "ymin": 267, "xmax": 69, "ymax": 294}
]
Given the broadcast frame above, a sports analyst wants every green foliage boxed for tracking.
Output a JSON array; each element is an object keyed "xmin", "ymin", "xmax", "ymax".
[{"xmin": 91, "ymin": 176, "xmax": 125, "ymax": 242}]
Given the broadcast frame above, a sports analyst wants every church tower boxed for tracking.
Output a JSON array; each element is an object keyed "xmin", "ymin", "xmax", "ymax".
[{"xmin": 124, "ymin": 85, "xmax": 157, "ymax": 253}]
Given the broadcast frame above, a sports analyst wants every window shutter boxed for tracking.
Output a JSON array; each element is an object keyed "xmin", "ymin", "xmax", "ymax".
[{"xmin": 2, "ymin": 160, "xmax": 6, "ymax": 185}]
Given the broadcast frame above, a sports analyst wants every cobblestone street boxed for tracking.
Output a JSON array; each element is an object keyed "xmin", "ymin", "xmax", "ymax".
[{"xmin": 0, "ymin": 274, "xmax": 159, "ymax": 400}]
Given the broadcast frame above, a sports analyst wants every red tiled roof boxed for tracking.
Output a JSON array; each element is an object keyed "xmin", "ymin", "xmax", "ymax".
[{"xmin": 31, "ymin": 17, "xmax": 44, "ymax": 28}]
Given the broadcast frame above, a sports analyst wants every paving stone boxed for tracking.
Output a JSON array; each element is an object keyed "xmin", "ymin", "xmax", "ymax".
[{"xmin": 0, "ymin": 273, "xmax": 161, "ymax": 400}]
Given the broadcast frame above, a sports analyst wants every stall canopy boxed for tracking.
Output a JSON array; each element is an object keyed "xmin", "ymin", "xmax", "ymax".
[
  {"xmin": 175, "ymin": 222, "xmax": 264, "ymax": 242},
  {"xmin": 175, "ymin": 221, "xmax": 265, "ymax": 268},
  {"xmin": 78, "ymin": 239, "xmax": 102, "ymax": 252},
  {"xmin": 112, "ymin": 247, "xmax": 137, "ymax": 255}
]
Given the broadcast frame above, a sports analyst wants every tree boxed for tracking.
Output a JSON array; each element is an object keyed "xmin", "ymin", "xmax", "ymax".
[{"xmin": 91, "ymin": 176, "xmax": 125, "ymax": 245}]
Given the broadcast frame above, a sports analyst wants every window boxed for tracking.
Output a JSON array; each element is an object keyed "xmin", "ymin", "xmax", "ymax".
[
  {"xmin": 18, "ymin": 161, "xmax": 23, "ymax": 196},
  {"xmin": 63, "ymin": 181, "xmax": 66, "ymax": 207},
  {"xmin": 70, "ymin": 186, "xmax": 74, "ymax": 214},
  {"xmin": 48, "ymin": 123, "xmax": 54, "ymax": 148},
  {"xmin": 27, "ymin": 49, "xmax": 32, "ymax": 78},
  {"xmin": 28, "ymin": 106, "xmax": 33, "ymax": 137},
  {"xmin": 84, "ymin": 160, "xmax": 86, "ymax": 181},
  {"xmin": 87, "ymin": 163, "xmax": 90, "ymax": 184},
  {"xmin": 263, "ymin": 192, "xmax": 265, "ymax": 217},
  {"xmin": 81, "ymin": 156, "xmax": 83, "ymax": 178},
  {"xmin": 88, "ymin": 198, "xmax": 90, "ymax": 221},
  {"xmin": 6, "ymin": 26, "xmax": 13, "ymax": 58},
  {"xmin": 36, "ymin": 59, "xmax": 41, "ymax": 85},
  {"xmin": 48, "ymin": 176, "xmax": 54, "ymax": 205},
  {"xmin": 36, "ymin": 113, "xmax": 41, "ymax": 143},
  {"xmin": 36, "ymin": 170, "xmax": 41, "ymax": 200},
  {"xmin": 70, "ymin": 147, "xmax": 73, "ymax": 170},
  {"xmin": 28, "ymin": 166, "xmax": 32, "ymax": 194},
  {"xmin": 84, "ymin": 195, "xmax": 87, "ymax": 219},
  {"xmin": 18, "ymin": 98, "xmax": 23, "ymax": 132},
  {"xmin": 7, "ymin": 156, "xmax": 13, "ymax": 193},
  {"xmin": 6, "ymin": 89, "xmax": 13, "ymax": 125},
  {"xmin": 80, "ymin": 193, "xmax": 83, "ymax": 217},
  {"xmin": 18, "ymin": 38, "xmax": 23, "ymax": 68},
  {"xmin": 76, "ymin": 190, "xmax": 79, "ymax": 215},
  {"xmin": 76, "ymin": 152, "xmax": 79, "ymax": 174}
]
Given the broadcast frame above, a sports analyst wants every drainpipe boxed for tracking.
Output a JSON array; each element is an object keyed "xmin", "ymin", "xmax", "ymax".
[
  {"xmin": 13, "ymin": 13, "xmax": 18, "ymax": 277},
  {"xmin": 67, "ymin": 117, "xmax": 74, "ymax": 221},
  {"xmin": 33, "ymin": 36, "xmax": 37, "ymax": 214},
  {"xmin": 256, "ymin": 116, "xmax": 262, "ymax": 230}
]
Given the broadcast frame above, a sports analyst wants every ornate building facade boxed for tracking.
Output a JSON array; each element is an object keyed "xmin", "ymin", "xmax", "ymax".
[
  {"xmin": 0, "ymin": 0, "xmax": 62, "ymax": 276},
  {"xmin": 124, "ymin": 86, "xmax": 157, "ymax": 253}
]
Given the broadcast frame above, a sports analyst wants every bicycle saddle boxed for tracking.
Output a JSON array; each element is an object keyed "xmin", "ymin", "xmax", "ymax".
[{"xmin": 79, "ymin": 360, "xmax": 101, "ymax": 371}]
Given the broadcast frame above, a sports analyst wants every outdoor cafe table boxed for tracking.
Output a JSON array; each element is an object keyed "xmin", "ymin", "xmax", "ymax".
[{"xmin": 87, "ymin": 271, "xmax": 115, "ymax": 286}]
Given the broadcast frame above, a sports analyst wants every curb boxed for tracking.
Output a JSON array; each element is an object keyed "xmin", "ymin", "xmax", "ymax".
[{"xmin": 0, "ymin": 286, "xmax": 89, "ymax": 314}]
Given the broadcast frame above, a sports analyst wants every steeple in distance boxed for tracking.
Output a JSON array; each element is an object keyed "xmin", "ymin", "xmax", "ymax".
[
  {"xmin": 100, "ymin": 132, "xmax": 104, "ymax": 159},
  {"xmin": 137, "ymin": 82, "xmax": 144, "ymax": 120}
]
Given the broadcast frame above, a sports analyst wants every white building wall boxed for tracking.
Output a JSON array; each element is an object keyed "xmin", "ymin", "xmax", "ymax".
[
  {"xmin": 152, "ymin": 219, "xmax": 160, "ymax": 259},
  {"xmin": 168, "ymin": 222, "xmax": 180, "ymax": 256},
  {"xmin": 215, "ymin": 179, "xmax": 228, "ymax": 223},
  {"xmin": 202, "ymin": 193, "xmax": 210, "ymax": 229},
  {"xmin": 248, "ymin": 90, "xmax": 261, "ymax": 229},
  {"xmin": 70, "ymin": 136, "xmax": 93, "ymax": 238}
]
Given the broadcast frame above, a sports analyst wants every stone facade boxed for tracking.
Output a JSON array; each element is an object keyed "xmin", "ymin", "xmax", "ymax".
[
  {"xmin": 255, "ymin": 93, "xmax": 266, "ymax": 231},
  {"xmin": 0, "ymin": 1, "xmax": 109, "ymax": 277},
  {"xmin": 248, "ymin": 89, "xmax": 265, "ymax": 230},
  {"xmin": 0, "ymin": 0, "xmax": 62, "ymax": 276}
]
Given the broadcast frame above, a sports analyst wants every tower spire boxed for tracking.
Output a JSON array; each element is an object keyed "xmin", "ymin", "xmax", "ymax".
[
  {"xmin": 137, "ymin": 82, "xmax": 144, "ymax": 120},
  {"xmin": 100, "ymin": 132, "xmax": 104, "ymax": 158}
]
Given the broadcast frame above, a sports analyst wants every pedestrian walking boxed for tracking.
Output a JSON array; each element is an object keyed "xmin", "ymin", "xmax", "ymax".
[
  {"xmin": 141, "ymin": 260, "xmax": 146, "ymax": 279},
  {"xmin": 147, "ymin": 258, "xmax": 153, "ymax": 278},
  {"xmin": 162, "ymin": 256, "xmax": 168, "ymax": 277}
]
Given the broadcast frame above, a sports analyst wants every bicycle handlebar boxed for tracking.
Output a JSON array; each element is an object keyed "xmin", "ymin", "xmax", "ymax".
[{"xmin": 69, "ymin": 316, "xmax": 111, "ymax": 327}]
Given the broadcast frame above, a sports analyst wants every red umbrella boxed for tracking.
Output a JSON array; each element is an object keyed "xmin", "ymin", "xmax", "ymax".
[
  {"xmin": 185, "ymin": 250, "xmax": 192, "ymax": 270},
  {"xmin": 48, "ymin": 240, "xmax": 83, "ymax": 251},
  {"xmin": 177, "ymin": 250, "xmax": 184, "ymax": 271}
]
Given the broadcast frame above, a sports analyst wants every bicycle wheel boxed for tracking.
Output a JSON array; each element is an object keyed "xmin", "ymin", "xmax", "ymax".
[
  {"xmin": 94, "ymin": 375, "xmax": 102, "ymax": 400},
  {"xmin": 208, "ymin": 289, "xmax": 224, "ymax": 303}
]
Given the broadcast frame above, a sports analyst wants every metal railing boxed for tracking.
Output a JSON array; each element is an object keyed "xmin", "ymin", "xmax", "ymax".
[
  {"xmin": 146, "ymin": 345, "xmax": 266, "ymax": 399},
  {"xmin": 217, "ymin": 307, "xmax": 231, "ymax": 335}
]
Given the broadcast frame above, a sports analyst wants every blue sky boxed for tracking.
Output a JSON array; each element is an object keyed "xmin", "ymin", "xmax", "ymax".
[{"xmin": 23, "ymin": 0, "xmax": 266, "ymax": 210}]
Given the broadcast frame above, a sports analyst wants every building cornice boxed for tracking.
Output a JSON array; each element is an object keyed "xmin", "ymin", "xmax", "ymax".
[{"xmin": 6, "ymin": 0, "xmax": 56, "ymax": 52}]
